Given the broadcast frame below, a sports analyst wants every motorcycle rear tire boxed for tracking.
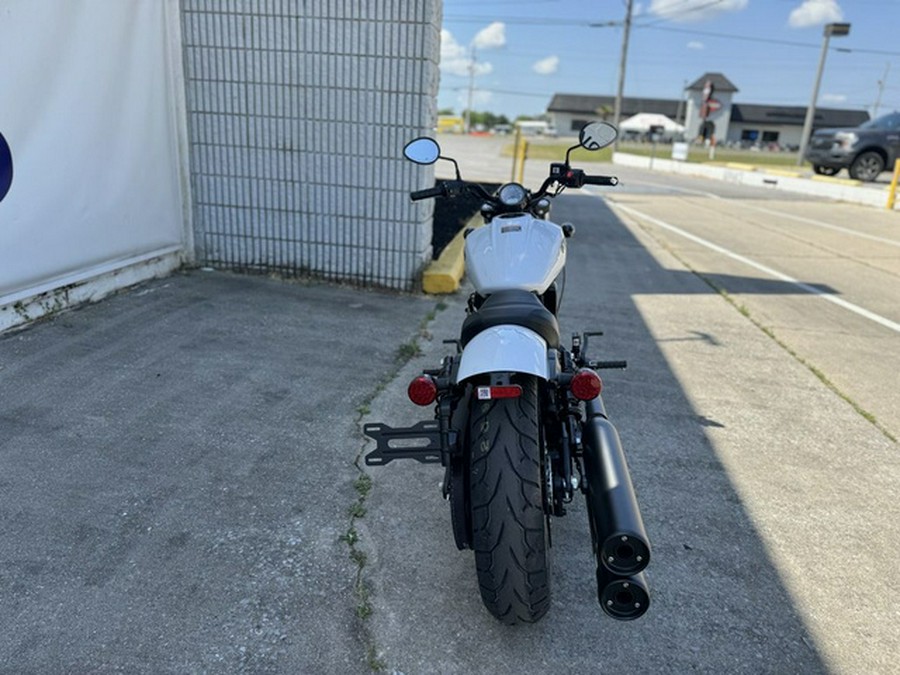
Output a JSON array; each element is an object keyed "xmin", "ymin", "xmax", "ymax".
[{"xmin": 468, "ymin": 375, "xmax": 550, "ymax": 624}]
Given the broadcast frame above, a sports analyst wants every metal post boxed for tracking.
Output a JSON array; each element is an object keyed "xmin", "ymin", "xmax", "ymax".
[
  {"xmin": 887, "ymin": 159, "xmax": 900, "ymax": 210},
  {"xmin": 511, "ymin": 125, "xmax": 522, "ymax": 181},
  {"xmin": 612, "ymin": 0, "xmax": 634, "ymax": 151},
  {"xmin": 516, "ymin": 141, "xmax": 529, "ymax": 184},
  {"xmin": 464, "ymin": 47, "xmax": 476, "ymax": 134},
  {"xmin": 797, "ymin": 23, "xmax": 850, "ymax": 166}
]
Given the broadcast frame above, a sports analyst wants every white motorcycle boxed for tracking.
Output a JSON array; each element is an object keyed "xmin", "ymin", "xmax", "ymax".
[{"xmin": 365, "ymin": 122, "xmax": 651, "ymax": 624}]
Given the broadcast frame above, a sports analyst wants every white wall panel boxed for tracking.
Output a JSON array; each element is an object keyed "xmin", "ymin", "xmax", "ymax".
[
  {"xmin": 0, "ymin": 0, "xmax": 186, "ymax": 304},
  {"xmin": 181, "ymin": 0, "xmax": 443, "ymax": 289}
]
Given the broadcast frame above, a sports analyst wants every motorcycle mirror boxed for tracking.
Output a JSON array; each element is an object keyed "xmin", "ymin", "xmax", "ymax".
[
  {"xmin": 579, "ymin": 122, "xmax": 618, "ymax": 151},
  {"xmin": 403, "ymin": 137, "xmax": 441, "ymax": 165}
]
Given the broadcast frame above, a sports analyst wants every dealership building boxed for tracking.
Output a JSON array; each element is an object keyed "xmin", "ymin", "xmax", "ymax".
[{"xmin": 548, "ymin": 72, "xmax": 870, "ymax": 149}]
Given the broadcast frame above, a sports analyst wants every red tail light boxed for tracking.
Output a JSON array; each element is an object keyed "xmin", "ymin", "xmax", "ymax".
[
  {"xmin": 407, "ymin": 375, "xmax": 438, "ymax": 406},
  {"xmin": 571, "ymin": 368, "xmax": 602, "ymax": 400}
]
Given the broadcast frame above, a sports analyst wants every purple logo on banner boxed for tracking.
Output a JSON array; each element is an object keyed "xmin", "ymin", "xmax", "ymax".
[{"xmin": 0, "ymin": 131, "xmax": 12, "ymax": 203}]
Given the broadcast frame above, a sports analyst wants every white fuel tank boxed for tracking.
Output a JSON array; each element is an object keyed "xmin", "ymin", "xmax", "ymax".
[{"xmin": 464, "ymin": 214, "xmax": 565, "ymax": 295}]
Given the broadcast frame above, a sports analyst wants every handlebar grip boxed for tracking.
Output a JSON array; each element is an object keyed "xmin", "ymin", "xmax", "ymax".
[
  {"xmin": 410, "ymin": 185, "xmax": 445, "ymax": 201},
  {"xmin": 582, "ymin": 175, "xmax": 619, "ymax": 186}
]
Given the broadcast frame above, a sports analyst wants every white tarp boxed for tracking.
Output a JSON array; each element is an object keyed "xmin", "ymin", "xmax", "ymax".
[
  {"xmin": 0, "ymin": 0, "xmax": 186, "ymax": 304},
  {"xmin": 619, "ymin": 112, "xmax": 685, "ymax": 134}
]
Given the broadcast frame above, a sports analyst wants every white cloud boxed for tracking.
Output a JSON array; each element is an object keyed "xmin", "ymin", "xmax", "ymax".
[
  {"xmin": 441, "ymin": 29, "xmax": 466, "ymax": 61},
  {"xmin": 788, "ymin": 0, "xmax": 843, "ymax": 28},
  {"xmin": 687, "ymin": 40, "xmax": 705, "ymax": 50},
  {"xmin": 822, "ymin": 93, "xmax": 847, "ymax": 103},
  {"xmin": 533, "ymin": 56, "xmax": 560, "ymax": 75},
  {"xmin": 440, "ymin": 29, "xmax": 493, "ymax": 76},
  {"xmin": 473, "ymin": 22, "xmax": 506, "ymax": 50},
  {"xmin": 649, "ymin": 0, "xmax": 748, "ymax": 23}
]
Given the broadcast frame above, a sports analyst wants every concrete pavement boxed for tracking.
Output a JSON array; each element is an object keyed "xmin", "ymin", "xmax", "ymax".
[
  {"xmin": 361, "ymin": 193, "xmax": 898, "ymax": 674},
  {"xmin": 0, "ymin": 270, "xmax": 436, "ymax": 673}
]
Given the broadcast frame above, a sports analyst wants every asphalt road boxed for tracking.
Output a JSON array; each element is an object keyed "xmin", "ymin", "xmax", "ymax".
[{"xmin": 363, "ymin": 137, "xmax": 899, "ymax": 673}]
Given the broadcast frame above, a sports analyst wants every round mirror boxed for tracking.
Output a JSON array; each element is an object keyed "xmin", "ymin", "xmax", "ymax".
[
  {"xmin": 403, "ymin": 137, "xmax": 441, "ymax": 165},
  {"xmin": 578, "ymin": 122, "xmax": 618, "ymax": 151}
]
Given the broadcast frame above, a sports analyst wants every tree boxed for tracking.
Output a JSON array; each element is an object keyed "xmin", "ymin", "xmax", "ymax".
[{"xmin": 461, "ymin": 110, "xmax": 510, "ymax": 129}]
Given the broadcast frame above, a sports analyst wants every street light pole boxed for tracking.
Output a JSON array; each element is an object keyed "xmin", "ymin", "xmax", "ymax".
[{"xmin": 797, "ymin": 22, "xmax": 850, "ymax": 166}]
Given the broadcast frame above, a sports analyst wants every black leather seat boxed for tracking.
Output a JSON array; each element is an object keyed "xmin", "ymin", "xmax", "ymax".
[{"xmin": 460, "ymin": 290, "xmax": 560, "ymax": 348}]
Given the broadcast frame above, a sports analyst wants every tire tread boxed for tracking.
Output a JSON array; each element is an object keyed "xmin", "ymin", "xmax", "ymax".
[{"xmin": 468, "ymin": 377, "xmax": 550, "ymax": 624}]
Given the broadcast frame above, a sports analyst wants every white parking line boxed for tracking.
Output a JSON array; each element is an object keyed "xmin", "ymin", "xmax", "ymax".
[
  {"xmin": 609, "ymin": 180, "xmax": 900, "ymax": 248},
  {"xmin": 607, "ymin": 200, "xmax": 900, "ymax": 334}
]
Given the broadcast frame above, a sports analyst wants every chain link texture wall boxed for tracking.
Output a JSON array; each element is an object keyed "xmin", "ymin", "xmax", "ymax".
[{"xmin": 181, "ymin": 0, "xmax": 442, "ymax": 289}]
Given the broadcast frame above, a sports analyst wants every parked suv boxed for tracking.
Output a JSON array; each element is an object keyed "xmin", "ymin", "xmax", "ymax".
[{"xmin": 805, "ymin": 111, "xmax": 900, "ymax": 181}]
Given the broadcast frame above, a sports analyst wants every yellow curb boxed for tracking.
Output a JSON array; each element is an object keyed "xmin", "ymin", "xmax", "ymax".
[
  {"xmin": 422, "ymin": 215, "xmax": 482, "ymax": 294},
  {"xmin": 724, "ymin": 162, "xmax": 758, "ymax": 171},
  {"xmin": 763, "ymin": 168, "xmax": 806, "ymax": 178},
  {"xmin": 811, "ymin": 174, "xmax": 860, "ymax": 187}
]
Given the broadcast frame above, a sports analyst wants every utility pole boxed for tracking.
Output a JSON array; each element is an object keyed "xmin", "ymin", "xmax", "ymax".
[
  {"xmin": 464, "ymin": 47, "xmax": 476, "ymax": 134},
  {"xmin": 873, "ymin": 62, "xmax": 890, "ymax": 118},
  {"xmin": 612, "ymin": 0, "xmax": 634, "ymax": 150},
  {"xmin": 797, "ymin": 22, "xmax": 850, "ymax": 166},
  {"xmin": 675, "ymin": 79, "xmax": 688, "ymax": 126}
]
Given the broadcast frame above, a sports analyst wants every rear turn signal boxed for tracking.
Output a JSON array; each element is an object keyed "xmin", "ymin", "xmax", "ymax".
[
  {"xmin": 407, "ymin": 376, "xmax": 438, "ymax": 406},
  {"xmin": 571, "ymin": 368, "xmax": 602, "ymax": 400}
]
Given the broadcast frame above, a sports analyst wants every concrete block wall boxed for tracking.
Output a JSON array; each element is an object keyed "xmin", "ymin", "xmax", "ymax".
[{"xmin": 181, "ymin": 0, "xmax": 442, "ymax": 289}]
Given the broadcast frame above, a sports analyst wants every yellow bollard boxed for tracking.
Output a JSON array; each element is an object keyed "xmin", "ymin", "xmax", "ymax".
[
  {"xmin": 516, "ymin": 140, "xmax": 529, "ymax": 184},
  {"xmin": 511, "ymin": 127, "xmax": 522, "ymax": 182},
  {"xmin": 887, "ymin": 159, "xmax": 900, "ymax": 210}
]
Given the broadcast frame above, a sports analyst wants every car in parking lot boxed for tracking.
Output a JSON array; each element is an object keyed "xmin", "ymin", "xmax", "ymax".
[{"xmin": 805, "ymin": 111, "xmax": 900, "ymax": 181}]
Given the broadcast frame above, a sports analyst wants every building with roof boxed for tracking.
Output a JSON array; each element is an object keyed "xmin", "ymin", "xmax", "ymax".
[{"xmin": 547, "ymin": 72, "xmax": 870, "ymax": 149}]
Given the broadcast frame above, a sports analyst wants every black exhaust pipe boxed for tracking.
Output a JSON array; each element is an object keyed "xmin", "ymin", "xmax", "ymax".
[
  {"xmin": 597, "ymin": 568, "xmax": 650, "ymax": 621},
  {"xmin": 582, "ymin": 396, "xmax": 651, "ymax": 576}
]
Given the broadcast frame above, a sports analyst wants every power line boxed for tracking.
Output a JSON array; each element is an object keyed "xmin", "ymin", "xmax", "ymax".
[
  {"xmin": 635, "ymin": 0, "xmax": 728, "ymax": 27},
  {"xmin": 640, "ymin": 25, "xmax": 900, "ymax": 56},
  {"xmin": 443, "ymin": 15, "xmax": 606, "ymax": 26},
  {"xmin": 448, "ymin": 86, "xmax": 552, "ymax": 99},
  {"xmin": 443, "ymin": 15, "xmax": 900, "ymax": 56}
]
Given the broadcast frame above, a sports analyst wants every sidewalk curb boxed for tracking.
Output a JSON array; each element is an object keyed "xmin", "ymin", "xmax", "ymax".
[
  {"xmin": 613, "ymin": 151, "xmax": 898, "ymax": 210},
  {"xmin": 422, "ymin": 215, "xmax": 481, "ymax": 294}
]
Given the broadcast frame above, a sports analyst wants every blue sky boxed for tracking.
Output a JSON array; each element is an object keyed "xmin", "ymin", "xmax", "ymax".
[{"xmin": 438, "ymin": 0, "xmax": 900, "ymax": 120}]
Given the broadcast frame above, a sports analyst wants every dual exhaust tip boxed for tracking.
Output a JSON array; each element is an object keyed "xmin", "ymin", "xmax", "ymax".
[
  {"xmin": 597, "ymin": 569, "xmax": 651, "ymax": 621},
  {"xmin": 583, "ymin": 398, "xmax": 652, "ymax": 621}
]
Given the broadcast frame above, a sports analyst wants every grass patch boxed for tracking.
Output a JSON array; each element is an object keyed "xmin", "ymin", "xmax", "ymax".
[
  {"xmin": 367, "ymin": 645, "xmax": 387, "ymax": 672},
  {"xmin": 502, "ymin": 140, "xmax": 804, "ymax": 167},
  {"xmin": 503, "ymin": 142, "xmax": 613, "ymax": 163},
  {"xmin": 395, "ymin": 340, "xmax": 423, "ymax": 363},
  {"xmin": 354, "ymin": 474, "xmax": 372, "ymax": 498},
  {"xmin": 617, "ymin": 142, "xmax": 804, "ymax": 167}
]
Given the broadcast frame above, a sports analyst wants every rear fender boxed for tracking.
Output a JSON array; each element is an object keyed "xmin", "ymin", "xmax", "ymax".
[{"xmin": 455, "ymin": 325, "xmax": 555, "ymax": 382}]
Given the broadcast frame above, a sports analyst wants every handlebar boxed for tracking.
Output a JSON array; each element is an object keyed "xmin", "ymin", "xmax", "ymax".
[
  {"xmin": 409, "ymin": 171, "xmax": 617, "ymax": 204},
  {"xmin": 582, "ymin": 175, "xmax": 619, "ymax": 187},
  {"xmin": 411, "ymin": 185, "xmax": 446, "ymax": 201},
  {"xmin": 410, "ymin": 180, "xmax": 492, "ymax": 202}
]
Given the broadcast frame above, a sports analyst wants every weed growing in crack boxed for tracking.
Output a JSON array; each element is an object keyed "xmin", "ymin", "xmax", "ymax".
[{"xmin": 340, "ymin": 297, "xmax": 451, "ymax": 673}]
